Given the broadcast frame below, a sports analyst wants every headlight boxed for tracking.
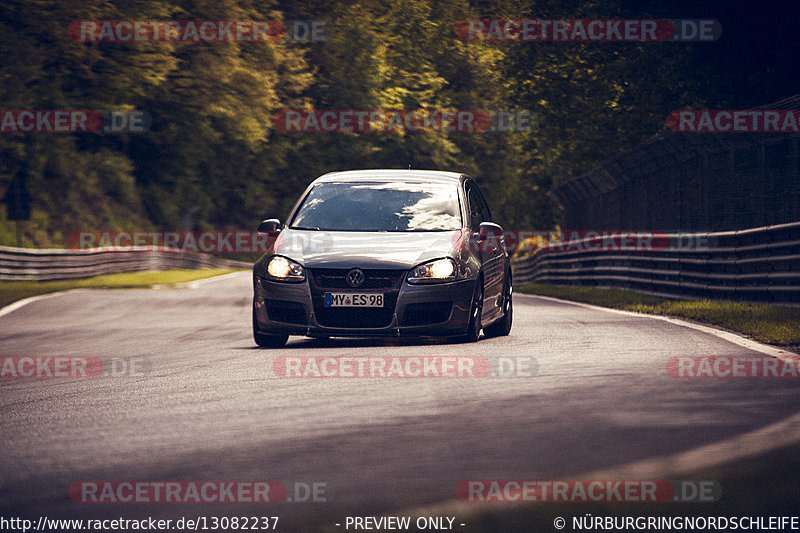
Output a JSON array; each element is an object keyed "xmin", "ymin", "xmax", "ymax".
[
  {"xmin": 407, "ymin": 258, "xmax": 457, "ymax": 284},
  {"xmin": 266, "ymin": 255, "xmax": 305, "ymax": 282}
]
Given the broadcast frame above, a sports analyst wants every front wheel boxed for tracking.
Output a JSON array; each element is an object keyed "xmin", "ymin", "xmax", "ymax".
[
  {"xmin": 253, "ymin": 307, "xmax": 288, "ymax": 348},
  {"xmin": 460, "ymin": 279, "xmax": 483, "ymax": 343},
  {"xmin": 484, "ymin": 269, "xmax": 512, "ymax": 338}
]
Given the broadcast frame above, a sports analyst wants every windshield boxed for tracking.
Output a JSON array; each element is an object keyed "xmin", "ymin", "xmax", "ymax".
[{"xmin": 289, "ymin": 181, "xmax": 462, "ymax": 232}]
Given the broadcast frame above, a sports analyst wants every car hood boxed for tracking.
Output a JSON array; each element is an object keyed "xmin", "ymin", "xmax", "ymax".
[{"xmin": 272, "ymin": 229, "xmax": 462, "ymax": 269}]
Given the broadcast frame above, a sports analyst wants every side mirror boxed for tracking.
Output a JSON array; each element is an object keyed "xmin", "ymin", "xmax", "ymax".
[
  {"xmin": 257, "ymin": 219, "xmax": 281, "ymax": 233},
  {"xmin": 478, "ymin": 221, "xmax": 503, "ymax": 241}
]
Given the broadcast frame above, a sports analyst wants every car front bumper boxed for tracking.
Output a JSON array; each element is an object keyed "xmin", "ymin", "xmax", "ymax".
[{"xmin": 253, "ymin": 274, "xmax": 476, "ymax": 338}]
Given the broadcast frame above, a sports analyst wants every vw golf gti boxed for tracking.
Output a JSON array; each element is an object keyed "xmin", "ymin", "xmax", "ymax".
[{"xmin": 252, "ymin": 169, "xmax": 512, "ymax": 347}]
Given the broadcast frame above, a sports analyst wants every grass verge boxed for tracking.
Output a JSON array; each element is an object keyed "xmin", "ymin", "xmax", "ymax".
[
  {"xmin": 517, "ymin": 283, "xmax": 800, "ymax": 349},
  {"xmin": 0, "ymin": 269, "xmax": 240, "ymax": 309}
]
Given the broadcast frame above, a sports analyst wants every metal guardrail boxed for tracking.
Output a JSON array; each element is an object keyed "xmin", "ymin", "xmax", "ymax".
[
  {"xmin": 0, "ymin": 246, "xmax": 252, "ymax": 281},
  {"xmin": 512, "ymin": 222, "xmax": 800, "ymax": 302}
]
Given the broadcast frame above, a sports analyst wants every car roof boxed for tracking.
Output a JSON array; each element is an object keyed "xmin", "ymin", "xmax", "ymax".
[{"xmin": 313, "ymin": 169, "xmax": 466, "ymax": 184}]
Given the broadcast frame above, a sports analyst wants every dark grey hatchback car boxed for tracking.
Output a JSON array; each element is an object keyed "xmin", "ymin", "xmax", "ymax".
[{"xmin": 252, "ymin": 169, "xmax": 512, "ymax": 347}]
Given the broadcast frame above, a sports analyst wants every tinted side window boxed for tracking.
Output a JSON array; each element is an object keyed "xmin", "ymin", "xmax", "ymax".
[
  {"xmin": 467, "ymin": 187, "xmax": 483, "ymax": 229},
  {"xmin": 472, "ymin": 184, "xmax": 492, "ymax": 223}
]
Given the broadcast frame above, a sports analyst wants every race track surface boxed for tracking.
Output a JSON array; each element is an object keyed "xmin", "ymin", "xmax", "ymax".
[{"xmin": 1, "ymin": 272, "xmax": 798, "ymax": 530}]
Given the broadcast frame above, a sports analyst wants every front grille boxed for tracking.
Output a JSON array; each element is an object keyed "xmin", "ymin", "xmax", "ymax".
[
  {"xmin": 265, "ymin": 300, "xmax": 308, "ymax": 325},
  {"xmin": 309, "ymin": 268, "xmax": 405, "ymax": 290},
  {"xmin": 401, "ymin": 302, "xmax": 453, "ymax": 326}
]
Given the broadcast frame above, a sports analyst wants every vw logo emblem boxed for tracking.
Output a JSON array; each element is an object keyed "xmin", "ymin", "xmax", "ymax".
[{"xmin": 346, "ymin": 268, "xmax": 365, "ymax": 288}]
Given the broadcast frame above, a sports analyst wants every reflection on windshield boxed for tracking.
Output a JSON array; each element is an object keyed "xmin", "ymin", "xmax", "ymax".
[{"xmin": 290, "ymin": 182, "xmax": 462, "ymax": 231}]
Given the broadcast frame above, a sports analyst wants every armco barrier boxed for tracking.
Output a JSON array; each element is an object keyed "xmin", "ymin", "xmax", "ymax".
[
  {"xmin": 0, "ymin": 246, "xmax": 252, "ymax": 281},
  {"xmin": 512, "ymin": 222, "xmax": 800, "ymax": 302}
]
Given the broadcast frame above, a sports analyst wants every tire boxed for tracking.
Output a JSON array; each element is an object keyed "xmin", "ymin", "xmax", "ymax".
[
  {"xmin": 252, "ymin": 307, "xmax": 288, "ymax": 348},
  {"xmin": 461, "ymin": 278, "xmax": 483, "ymax": 343},
  {"xmin": 484, "ymin": 268, "xmax": 512, "ymax": 338}
]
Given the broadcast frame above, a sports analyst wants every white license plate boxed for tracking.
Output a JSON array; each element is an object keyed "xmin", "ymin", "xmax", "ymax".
[{"xmin": 324, "ymin": 292, "xmax": 384, "ymax": 308}]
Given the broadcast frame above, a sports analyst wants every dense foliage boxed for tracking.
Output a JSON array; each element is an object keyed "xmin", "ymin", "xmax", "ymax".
[{"xmin": 1, "ymin": 0, "xmax": 798, "ymax": 246}]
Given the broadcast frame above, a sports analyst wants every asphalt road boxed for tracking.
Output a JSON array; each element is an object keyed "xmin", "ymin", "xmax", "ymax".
[{"xmin": 1, "ymin": 272, "xmax": 799, "ymax": 531}]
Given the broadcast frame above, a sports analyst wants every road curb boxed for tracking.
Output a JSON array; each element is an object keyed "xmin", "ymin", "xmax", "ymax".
[
  {"xmin": 516, "ymin": 292, "xmax": 796, "ymax": 357},
  {"xmin": 0, "ymin": 271, "xmax": 248, "ymax": 318},
  {"xmin": 0, "ymin": 289, "xmax": 89, "ymax": 319}
]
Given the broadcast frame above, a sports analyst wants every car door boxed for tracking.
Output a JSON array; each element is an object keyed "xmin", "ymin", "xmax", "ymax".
[{"xmin": 465, "ymin": 181, "xmax": 505, "ymax": 323}]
